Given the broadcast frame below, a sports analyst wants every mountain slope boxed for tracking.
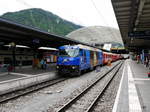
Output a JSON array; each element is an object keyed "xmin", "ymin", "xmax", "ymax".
[{"xmin": 1, "ymin": 8, "xmax": 82, "ymax": 36}]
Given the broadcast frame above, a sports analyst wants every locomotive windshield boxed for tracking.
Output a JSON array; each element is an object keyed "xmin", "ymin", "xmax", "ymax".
[{"xmin": 59, "ymin": 48, "xmax": 79, "ymax": 57}]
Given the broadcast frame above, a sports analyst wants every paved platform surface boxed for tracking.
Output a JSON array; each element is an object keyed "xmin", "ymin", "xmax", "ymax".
[
  {"xmin": 0, "ymin": 74, "xmax": 25, "ymax": 82},
  {"xmin": 0, "ymin": 63, "xmax": 56, "ymax": 82},
  {"xmin": 15, "ymin": 63, "xmax": 56, "ymax": 75},
  {"xmin": 113, "ymin": 59, "xmax": 150, "ymax": 112}
]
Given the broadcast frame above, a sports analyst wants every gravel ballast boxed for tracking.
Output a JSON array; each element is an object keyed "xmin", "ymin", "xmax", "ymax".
[
  {"xmin": 92, "ymin": 62, "xmax": 124, "ymax": 112},
  {"xmin": 0, "ymin": 61, "xmax": 120, "ymax": 112}
]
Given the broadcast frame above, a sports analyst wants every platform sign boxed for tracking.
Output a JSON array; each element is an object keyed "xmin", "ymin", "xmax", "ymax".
[{"xmin": 128, "ymin": 31, "xmax": 150, "ymax": 37}]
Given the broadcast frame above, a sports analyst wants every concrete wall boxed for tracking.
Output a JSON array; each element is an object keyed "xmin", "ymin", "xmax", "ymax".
[{"xmin": 0, "ymin": 73, "xmax": 56, "ymax": 95}]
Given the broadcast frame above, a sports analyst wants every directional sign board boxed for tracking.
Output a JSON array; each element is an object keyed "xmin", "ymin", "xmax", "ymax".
[{"xmin": 128, "ymin": 31, "xmax": 150, "ymax": 37}]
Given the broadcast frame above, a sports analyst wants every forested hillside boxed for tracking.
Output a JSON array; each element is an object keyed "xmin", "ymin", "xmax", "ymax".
[{"xmin": 1, "ymin": 8, "xmax": 82, "ymax": 36}]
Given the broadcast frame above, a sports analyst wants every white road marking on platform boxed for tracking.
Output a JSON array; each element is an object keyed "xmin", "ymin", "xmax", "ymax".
[
  {"xmin": 0, "ymin": 72, "xmax": 8, "ymax": 76},
  {"xmin": 112, "ymin": 62, "xmax": 126, "ymax": 112},
  {"xmin": 11, "ymin": 72, "xmax": 31, "ymax": 77},
  {"xmin": 128, "ymin": 65, "xmax": 142, "ymax": 112},
  {"xmin": 10, "ymin": 72, "xmax": 54, "ymax": 77},
  {"xmin": 134, "ymin": 78, "xmax": 150, "ymax": 81}
]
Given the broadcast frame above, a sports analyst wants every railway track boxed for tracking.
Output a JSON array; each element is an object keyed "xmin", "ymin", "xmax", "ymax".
[
  {"xmin": 0, "ymin": 77, "xmax": 67, "ymax": 103},
  {"xmin": 56, "ymin": 61, "xmax": 123, "ymax": 112}
]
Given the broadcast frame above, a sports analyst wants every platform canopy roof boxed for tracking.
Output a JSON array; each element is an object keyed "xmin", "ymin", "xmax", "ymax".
[
  {"xmin": 111, "ymin": 0, "xmax": 150, "ymax": 51},
  {"xmin": 0, "ymin": 18, "xmax": 93, "ymax": 49}
]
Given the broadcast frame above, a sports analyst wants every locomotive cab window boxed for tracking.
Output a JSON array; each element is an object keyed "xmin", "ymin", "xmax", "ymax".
[
  {"xmin": 79, "ymin": 49, "xmax": 84, "ymax": 56},
  {"xmin": 59, "ymin": 48, "xmax": 79, "ymax": 57}
]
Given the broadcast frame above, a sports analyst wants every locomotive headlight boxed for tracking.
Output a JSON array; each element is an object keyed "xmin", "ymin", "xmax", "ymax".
[
  {"xmin": 56, "ymin": 66, "xmax": 59, "ymax": 69},
  {"xmin": 72, "ymin": 66, "xmax": 76, "ymax": 69},
  {"xmin": 63, "ymin": 59, "xmax": 68, "ymax": 62}
]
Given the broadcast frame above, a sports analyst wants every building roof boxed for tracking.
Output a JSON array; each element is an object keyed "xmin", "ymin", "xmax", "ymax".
[
  {"xmin": 0, "ymin": 17, "xmax": 94, "ymax": 49},
  {"xmin": 111, "ymin": 0, "xmax": 150, "ymax": 51}
]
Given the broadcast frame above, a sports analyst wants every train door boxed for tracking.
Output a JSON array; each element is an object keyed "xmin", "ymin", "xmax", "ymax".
[
  {"xmin": 85, "ymin": 50, "xmax": 90, "ymax": 69},
  {"xmin": 93, "ymin": 51, "xmax": 98, "ymax": 66},
  {"xmin": 99, "ymin": 51, "xmax": 103, "ymax": 65},
  {"xmin": 103, "ymin": 53, "xmax": 106, "ymax": 64},
  {"xmin": 79, "ymin": 49, "xmax": 84, "ymax": 70},
  {"xmin": 90, "ymin": 51, "xmax": 94, "ymax": 69},
  {"xmin": 83, "ymin": 50, "xmax": 87, "ymax": 69},
  {"xmin": 96, "ymin": 52, "xmax": 100, "ymax": 65},
  {"xmin": 80, "ymin": 50, "xmax": 90, "ymax": 70},
  {"xmin": 103, "ymin": 53, "xmax": 105, "ymax": 64},
  {"xmin": 83, "ymin": 50, "xmax": 86, "ymax": 63}
]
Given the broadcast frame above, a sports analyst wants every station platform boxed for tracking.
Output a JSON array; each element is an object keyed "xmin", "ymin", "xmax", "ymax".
[
  {"xmin": 15, "ymin": 63, "xmax": 56, "ymax": 75},
  {"xmin": 0, "ymin": 63, "xmax": 58, "ymax": 95},
  {"xmin": 0, "ymin": 74, "xmax": 25, "ymax": 82},
  {"xmin": 113, "ymin": 59, "xmax": 150, "ymax": 112},
  {"xmin": 0, "ymin": 61, "xmax": 120, "ymax": 97},
  {"xmin": 0, "ymin": 63, "xmax": 56, "ymax": 82},
  {"xmin": 0, "ymin": 71, "xmax": 58, "ymax": 95}
]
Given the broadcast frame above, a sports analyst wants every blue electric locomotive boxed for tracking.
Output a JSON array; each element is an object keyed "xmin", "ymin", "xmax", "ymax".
[{"xmin": 56, "ymin": 44, "xmax": 103, "ymax": 76}]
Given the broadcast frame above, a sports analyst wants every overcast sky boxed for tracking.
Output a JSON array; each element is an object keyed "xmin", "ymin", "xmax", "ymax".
[{"xmin": 0, "ymin": 0, "xmax": 119, "ymax": 29}]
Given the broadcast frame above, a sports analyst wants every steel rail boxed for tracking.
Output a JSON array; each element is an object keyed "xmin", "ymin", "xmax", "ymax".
[
  {"xmin": 0, "ymin": 77, "xmax": 67, "ymax": 103},
  {"xmin": 57, "ymin": 61, "xmax": 123, "ymax": 112},
  {"xmin": 85, "ymin": 62, "xmax": 124, "ymax": 112}
]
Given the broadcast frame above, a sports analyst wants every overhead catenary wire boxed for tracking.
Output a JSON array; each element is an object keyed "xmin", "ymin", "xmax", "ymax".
[
  {"xmin": 16, "ymin": 0, "xmax": 118, "ymax": 48},
  {"xmin": 90, "ymin": 0, "xmax": 119, "ymax": 42},
  {"xmin": 54, "ymin": 3, "xmax": 112, "ymax": 47},
  {"xmin": 67, "ymin": 14, "xmax": 101, "ymax": 43},
  {"xmin": 58, "ymin": 0, "xmax": 118, "ymax": 48},
  {"xmin": 47, "ymin": 1, "xmax": 103, "ymax": 46},
  {"xmin": 16, "ymin": 0, "xmax": 37, "ymax": 26},
  {"xmin": 16, "ymin": 0, "xmax": 101, "ymax": 46},
  {"xmin": 16, "ymin": 0, "xmax": 54, "ymax": 32}
]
